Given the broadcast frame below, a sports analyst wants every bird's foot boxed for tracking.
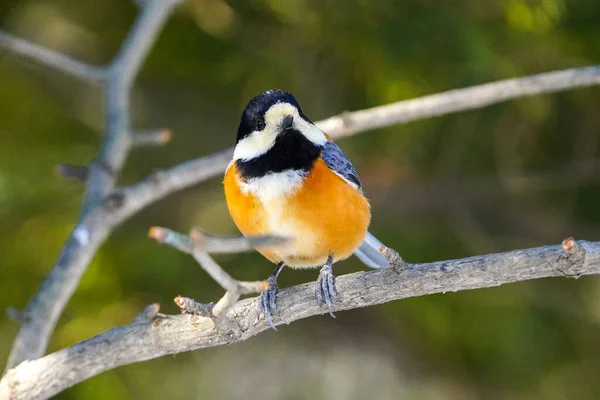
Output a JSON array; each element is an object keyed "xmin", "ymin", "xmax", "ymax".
[
  {"xmin": 316, "ymin": 263, "xmax": 337, "ymax": 317},
  {"xmin": 258, "ymin": 275, "xmax": 279, "ymax": 330}
]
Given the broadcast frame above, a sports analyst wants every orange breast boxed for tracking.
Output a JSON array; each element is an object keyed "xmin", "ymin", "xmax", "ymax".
[
  {"xmin": 223, "ymin": 158, "xmax": 371, "ymax": 268},
  {"xmin": 223, "ymin": 162, "xmax": 267, "ymax": 237}
]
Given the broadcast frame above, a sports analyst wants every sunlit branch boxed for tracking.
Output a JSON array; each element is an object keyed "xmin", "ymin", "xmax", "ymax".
[
  {"xmin": 2, "ymin": 237, "xmax": 598, "ymax": 400},
  {"xmin": 4, "ymin": 0, "xmax": 184, "ymax": 370}
]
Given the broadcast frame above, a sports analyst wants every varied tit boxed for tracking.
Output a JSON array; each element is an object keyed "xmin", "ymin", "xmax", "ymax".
[{"xmin": 224, "ymin": 89, "xmax": 389, "ymax": 329}]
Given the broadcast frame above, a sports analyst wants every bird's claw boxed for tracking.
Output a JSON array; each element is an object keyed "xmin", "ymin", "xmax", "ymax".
[
  {"xmin": 316, "ymin": 263, "xmax": 337, "ymax": 317},
  {"xmin": 258, "ymin": 276, "xmax": 279, "ymax": 330}
]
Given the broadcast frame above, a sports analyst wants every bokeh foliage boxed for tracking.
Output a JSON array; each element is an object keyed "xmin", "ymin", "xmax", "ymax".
[{"xmin": 1, "ymin": 0, "xmax": 600, "ymax": 398}]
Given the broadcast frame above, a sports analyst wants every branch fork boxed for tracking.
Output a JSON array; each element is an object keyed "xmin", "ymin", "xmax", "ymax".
[
  {"xmin": 1, "ymin": 0, "xmax": 184, "ymax": 369},
  {"xmin": 148, "ymin": 226, "xmax": 284, "ymax": 319}
]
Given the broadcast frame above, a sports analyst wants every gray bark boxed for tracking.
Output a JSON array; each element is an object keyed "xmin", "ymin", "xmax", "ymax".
[{"xmin": 1, "ymin": 239, "xmax": 598, "ymax": 400}]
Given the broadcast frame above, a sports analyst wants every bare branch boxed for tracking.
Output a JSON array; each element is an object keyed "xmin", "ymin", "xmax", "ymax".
[
  {"xmin": 318, "ymin": 65, "xmax": 600, "ymax": 138},
  {"xmin": 148, "ymin": 226, "xmax": 287, "ymax": 254},
  {"xmin": 116, "ymin": 65, "xmax": 600, "ymax": 215},
  {"xmin": 88, "ymin": 0, "xmax": 183, "ymax": 209},
  {"xmin": 149, "ymin": 227, "xmax": 269, "ymax": 315},
  {"xmin": 150, "ymin": 227, "xmax": 242, "ymax": 293},
  {"xmin": 189, "ymin": 227, "xmax": 289, "ymax": 253},
  {"xmin": 5, "ymin": 0, "xmax": 183, "ymax": 369},
  {"xmin": 2, "ymin": 238, "xmax": 599, "ymax": 400},
  {"xmin": 173, "ymin": 296, "xmax": 213, "ymax": 317},
  {"xmin": 380, "ymin": 246, "xmax": 407, "ymax": 269},
  {"xmin": 115, "ymin": 148, "xmax": 234, "ymax": 217},
  {"xmin": 0, "ymin": 31, "xmax": 105, "ymax": 82},
  {"xmin": 131, "ymin": 129, "xmax": 172, "ymax": 147}
]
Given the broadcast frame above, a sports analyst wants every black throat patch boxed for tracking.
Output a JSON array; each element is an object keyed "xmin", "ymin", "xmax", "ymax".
[{"xmin": 236, "ymin": 129, "xmax": 322, "ymax": 180}]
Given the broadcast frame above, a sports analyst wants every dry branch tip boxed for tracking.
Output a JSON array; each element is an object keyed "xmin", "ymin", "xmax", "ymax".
[
  {"xmin": 148, "ymin": 226, "xmax": 167, "ymax": 242},
  {"xmin": 159, "ymin": 129, "xmax": 172, "ymax": 142},
  {"xmin": 174, "ymin": 296, "xmax": 214, "ymax": 317},
  {"xmin": 259, "ymin": 280, "xmax": 269, "ymax": 292},
  {"xmin": 380, "ymin": 246, "xmax": 407, "ymax": 269},
  {"xmin": 132, "ymin": 129, "xmax": 172, "ymax": 147},
  {"xmin": 562, "ymin": 236, "xmax": 576, "ymax": 252}
]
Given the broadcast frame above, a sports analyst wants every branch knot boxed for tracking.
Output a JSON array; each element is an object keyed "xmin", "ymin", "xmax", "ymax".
[{"xmin": 560, "ymin": 237, "xmax": 587, "ymax": 278}]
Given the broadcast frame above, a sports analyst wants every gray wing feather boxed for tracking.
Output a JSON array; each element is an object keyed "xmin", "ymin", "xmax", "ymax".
[{"xmin": 322, "ymin": 141, "xmax": 361, "ymax": 190}]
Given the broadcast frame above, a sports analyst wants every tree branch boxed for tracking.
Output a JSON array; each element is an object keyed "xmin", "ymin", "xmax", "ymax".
[
  {"xmin": 2, "ymin": 237, "xmax": 599, "ymax": 400},
  {"xmin": 4, "ymin": 0, "xmax": 183, "ymax": 369},
  {"xmin": 115, "ymin": 65, "xmax": 600, "ymax": 215},
  {"xmin": 3, "ymin": 4, "xmax": 600, "ymax": 374},
  {"xmin": 0, "ymin": 31, "xmax": 105, "ymax": 82},
  {"xmin": 317, "ymin": 65, "xmax": 600, "ymax": 138},
  {"xmin": 149, "ymin": 226, "xmax": 288, "ymax": 254},
  {"xmin": 149, "ymin": 227, "xmax": 282, "ymax": 315}
]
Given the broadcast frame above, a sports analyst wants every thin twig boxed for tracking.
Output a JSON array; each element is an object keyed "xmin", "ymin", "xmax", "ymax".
[
  {"xmin": 150, "ymin": 227, "xmax": 269, "ymax": 315},
  {"xmin": 131, "ymin": 129, "xmax": 172, "ymax": 147},
  {"xmin": 148, "ymin": 226, "xmax": 287, "ymax": 255},
  {"xmin": 173, "ymin": 296, "xmax": 213, "ymax": 317},
  {"xmin": 317, "ymin": 66, "xmax": 600, "ymax": 138},
  {"xmin": 0, "ymin": 31, "xmax": 105, "ymax": 82},
  {"xmin": 2, "ymin": 238, "xmax": 599, "ymax": 400},
  {"xmin": 190, "ymin": 247, "xmax": 248, "ymax": 294},
  {"xmin": 190, "ymin": 227, "xmax": 289, "ymax": 253}
]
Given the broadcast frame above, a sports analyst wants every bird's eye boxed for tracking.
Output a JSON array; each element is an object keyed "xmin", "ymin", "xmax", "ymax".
[{"xmin": 255, "ymin": 117, "xmax": 266, "ymax": 131}]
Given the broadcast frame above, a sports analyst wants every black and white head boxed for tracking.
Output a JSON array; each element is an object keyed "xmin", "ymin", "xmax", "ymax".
[{"xmin": 233, "ymin": 89, "xmax": 327, "ymax": 179}]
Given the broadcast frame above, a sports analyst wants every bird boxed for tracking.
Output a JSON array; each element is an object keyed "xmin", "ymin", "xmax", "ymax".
[{"xmin": 223, "ymin": 89, "xmax": 390, "ymax": 329}]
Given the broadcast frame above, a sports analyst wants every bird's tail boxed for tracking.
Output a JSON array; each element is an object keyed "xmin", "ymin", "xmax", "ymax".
[{"xmin": 354, "ymin": 231, "xmax": 390, "ymax": 269}]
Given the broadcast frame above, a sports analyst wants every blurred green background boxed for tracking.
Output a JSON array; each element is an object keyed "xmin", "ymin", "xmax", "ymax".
[{"xmin": 2, "ymin": 0, "xmax": 600, "ymax": 399}]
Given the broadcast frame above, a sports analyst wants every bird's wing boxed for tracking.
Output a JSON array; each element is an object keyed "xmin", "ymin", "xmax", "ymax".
[
  {"xmin": 321, "ymin": 140, "xmax": 362, "ymax": 191},
  {"xmin": 322, "ymin": 140, "xmax": 389, "ymax": 268}
]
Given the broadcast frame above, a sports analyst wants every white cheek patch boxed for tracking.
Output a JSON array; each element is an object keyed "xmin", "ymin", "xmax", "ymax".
[
  {"xmin": 239, "ymin": 169, "xmax": 306, "ymax": 202},
  {"xmin": 233, "ymin": 125, "xmax": 278, "ymax": 161},
  {"xmin": 293, "ymin": 113, "xmax": 327, "ymax": 146}
]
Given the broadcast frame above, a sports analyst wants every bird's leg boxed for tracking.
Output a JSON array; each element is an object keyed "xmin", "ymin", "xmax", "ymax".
[
  {"xmin": 316, "ymin": 255, "xmax": 337, "ymax": 317},
  {"xmin": 258, "ymin": 262, "xmax": 285, "ymax": 330}
]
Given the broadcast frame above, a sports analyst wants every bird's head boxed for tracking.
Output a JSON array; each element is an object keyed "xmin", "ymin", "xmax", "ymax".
[{"xmin": 233, "ymin": 89, "xmax": 327, "ymax": 161}]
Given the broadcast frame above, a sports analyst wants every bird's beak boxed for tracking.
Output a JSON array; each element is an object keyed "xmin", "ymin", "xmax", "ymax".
[{"xmin": 280, "ymin": 114, "xmax": 294, "ymax": 132}]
